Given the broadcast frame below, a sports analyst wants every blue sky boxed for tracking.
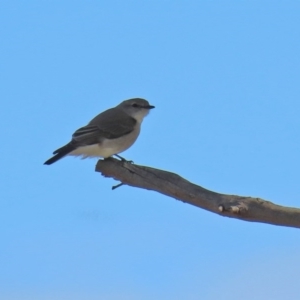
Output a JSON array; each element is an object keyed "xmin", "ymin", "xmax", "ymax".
[{"xmin": 1, "ymin": 1, "xmax": 300, "ymax": 299}]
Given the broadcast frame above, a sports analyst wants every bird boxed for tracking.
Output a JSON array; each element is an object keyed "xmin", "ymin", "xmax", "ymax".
[{"xmin": 44, "ymin": 98, "xmax": 155, "ymax": 165}]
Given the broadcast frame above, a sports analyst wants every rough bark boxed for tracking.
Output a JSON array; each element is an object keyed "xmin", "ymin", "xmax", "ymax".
[{"xmin": 95, "ymin": 158, "xmax": 300, "ymax": 229}]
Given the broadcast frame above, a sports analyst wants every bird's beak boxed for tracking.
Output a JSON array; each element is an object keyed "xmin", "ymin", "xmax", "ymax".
[{"xmin": 146, "ymin": 105, "xmax": 155, "ymax": 109}]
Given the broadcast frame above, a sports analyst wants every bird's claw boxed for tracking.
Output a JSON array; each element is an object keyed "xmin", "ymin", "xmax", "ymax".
[{"xmin": 114, "ymin": 154, "xmax": 134, "ymax": 164}]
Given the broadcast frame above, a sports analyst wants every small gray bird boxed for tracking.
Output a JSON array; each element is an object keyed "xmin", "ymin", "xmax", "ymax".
[{"xmin": 44, "ymin": 98, "xmax": 155, "ymax": 165}]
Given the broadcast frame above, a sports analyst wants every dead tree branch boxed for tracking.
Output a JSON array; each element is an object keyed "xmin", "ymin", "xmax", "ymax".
[{"xmin": 95, "ymin": 158, "xmax": 300, "ymax": 229}]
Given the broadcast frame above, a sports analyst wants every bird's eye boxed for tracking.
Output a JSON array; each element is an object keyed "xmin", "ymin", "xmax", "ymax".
[{"xmin": 132, "ymin": 103, "xmax": 139, "ymax": 108}]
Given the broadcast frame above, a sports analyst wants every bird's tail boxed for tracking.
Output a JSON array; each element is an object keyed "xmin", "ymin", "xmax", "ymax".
[{"xmin": 44, "ymin": 143, "xmax": 75, "ymax": 165}]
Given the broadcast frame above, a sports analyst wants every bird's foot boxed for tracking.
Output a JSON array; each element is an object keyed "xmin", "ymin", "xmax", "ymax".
[{"xmin": 114, "ymin": 154, "xmax": 134, "ymax": 164}]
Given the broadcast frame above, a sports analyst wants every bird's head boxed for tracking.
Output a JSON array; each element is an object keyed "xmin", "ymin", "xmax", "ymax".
[{"xmin": 118, "ymin": 98, "xmax": 155, "ymax": 122}]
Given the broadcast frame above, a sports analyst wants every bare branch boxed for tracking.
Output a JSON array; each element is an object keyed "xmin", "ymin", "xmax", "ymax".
[{"xmin": 95, "ymin": 158, "xmax": 300, "ymax": 229}]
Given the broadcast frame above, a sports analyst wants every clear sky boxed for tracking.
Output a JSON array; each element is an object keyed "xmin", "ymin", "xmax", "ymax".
[{"xmin": 1, "ymin": 1, "xmax": 300, "ymax": 299}]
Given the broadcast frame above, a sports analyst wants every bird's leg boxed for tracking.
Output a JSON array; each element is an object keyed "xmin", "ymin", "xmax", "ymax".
[
  {"xmin": 114, "ymin": 154, "xmax": 126, "ymax": 161},
  {"xmin": 114, "ymin": 154, "xmax": 134, "ymax": 164}
]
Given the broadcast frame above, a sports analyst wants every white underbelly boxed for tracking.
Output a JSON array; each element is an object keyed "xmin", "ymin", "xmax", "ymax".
[
  {"xmin": 69, "ymin": 144, "xmax": 116, "ymax": 158},
  {"xmin": 68, "ymin": 128, "xmax": 140, "ymax": 159}
]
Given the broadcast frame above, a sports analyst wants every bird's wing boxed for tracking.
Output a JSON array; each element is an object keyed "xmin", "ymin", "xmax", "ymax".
[{"xmin": 71, "ymin": 108, "xmax": 137, "ymax": 146}]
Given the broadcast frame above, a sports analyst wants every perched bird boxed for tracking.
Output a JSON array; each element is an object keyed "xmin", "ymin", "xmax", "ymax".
[{"xmin": 44, "ymin": 98, "xmax": 155, "ymax": 165}]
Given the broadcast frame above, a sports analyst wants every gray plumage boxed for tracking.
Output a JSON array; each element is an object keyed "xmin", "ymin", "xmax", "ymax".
[{"xmin": 44, "ymin": 98, "xmax": 154, "ymax": 165}]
